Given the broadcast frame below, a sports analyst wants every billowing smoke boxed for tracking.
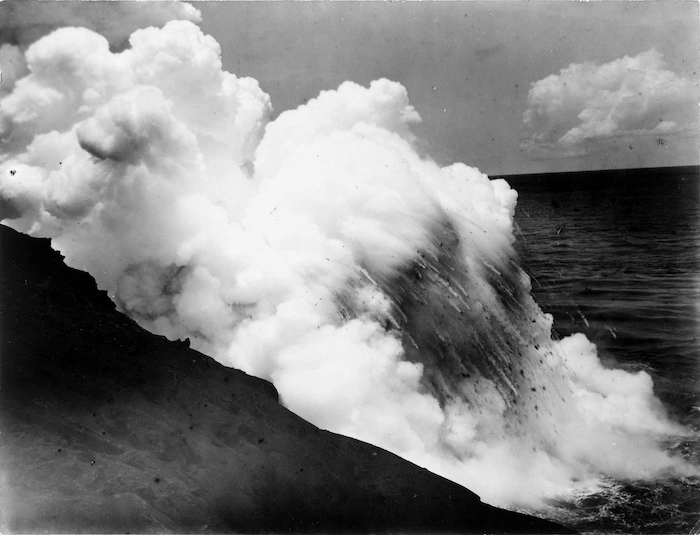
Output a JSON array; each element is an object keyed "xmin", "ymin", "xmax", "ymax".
[
  {"xmin": 0, "ymin": 0, "xmax": 201, "ymax": 99},
  {"xmin": 0, "ymin": 17, "xmax": 695, "ymax": 507}
]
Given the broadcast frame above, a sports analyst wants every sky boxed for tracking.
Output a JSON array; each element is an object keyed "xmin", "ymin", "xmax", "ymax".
[
  {"xmin": 197, "ymin": 1, "xmax": 700, "ymax": 175},
  {"xmin": 0, "ymin": 1, "xmax": 698, "ymax": 175}
]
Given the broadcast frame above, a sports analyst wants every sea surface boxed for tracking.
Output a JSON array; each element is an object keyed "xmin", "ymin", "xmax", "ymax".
[{"xmin": 505, "ymin": 166, "xmax": 700, "ymax": 534}]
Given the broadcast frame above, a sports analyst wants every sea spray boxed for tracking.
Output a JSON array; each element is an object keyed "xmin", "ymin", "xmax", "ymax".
[{"xmin": 0, "ymin": 19, "xmax": 694, "ymax": 507}]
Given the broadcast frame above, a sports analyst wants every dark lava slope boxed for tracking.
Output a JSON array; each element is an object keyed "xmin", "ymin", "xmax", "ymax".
[{"xmin": 0, "ymin": 224, "xmax": 571, "ymax": 534}]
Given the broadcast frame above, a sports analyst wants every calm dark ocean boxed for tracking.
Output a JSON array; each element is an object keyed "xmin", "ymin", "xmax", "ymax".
[{"xmin": 505, "ymin": 166, "xmax": 700, "ymax": 534}]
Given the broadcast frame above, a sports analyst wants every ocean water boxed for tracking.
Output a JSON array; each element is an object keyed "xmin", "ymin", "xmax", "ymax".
[{"xmin": 505, "ymin": 166, "xmax": 700, "ymax": 534}]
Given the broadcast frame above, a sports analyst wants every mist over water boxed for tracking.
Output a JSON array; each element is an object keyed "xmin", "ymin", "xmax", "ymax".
[
  {"xmin": 0, "ymin": 18, "xmax": 697, "ymax": 512},
  {"xmin": 509, "ymin": 168, "xmax": 700, "ymax": 531},
  {"xmin": 511, "ymin": 169, "xmax": 700, "ymax": 426}
]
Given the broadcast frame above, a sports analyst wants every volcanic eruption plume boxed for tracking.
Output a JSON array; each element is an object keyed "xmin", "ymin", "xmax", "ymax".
[{"xmin": 0, "ymin": 13, "xmax": 694, "ymax": 507}]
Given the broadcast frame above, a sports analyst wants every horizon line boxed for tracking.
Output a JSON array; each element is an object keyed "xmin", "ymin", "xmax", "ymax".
[{"xmin": 492, "ymin": 163, "xmax": 700, "ymax": 180}]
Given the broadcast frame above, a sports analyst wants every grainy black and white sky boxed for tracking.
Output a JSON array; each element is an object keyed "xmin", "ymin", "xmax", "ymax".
[
  {"xmin": 199, "ymin": 1, "xmax": 700, "ymax": 175},
  {"xmin": 2, "ymin": 1, "xmax": 698, "ymax": 175}
]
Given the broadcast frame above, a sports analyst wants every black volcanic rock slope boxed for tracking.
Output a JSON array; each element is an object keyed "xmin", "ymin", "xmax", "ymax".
[{"xmin": 0, "ymin": 224, "xmax": 572, "ymax": 534}]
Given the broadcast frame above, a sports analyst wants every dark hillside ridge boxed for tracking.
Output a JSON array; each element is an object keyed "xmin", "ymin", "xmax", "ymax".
[{"xmin": 0, "ymin": 224, "xmax": 572, "ymax": 534}]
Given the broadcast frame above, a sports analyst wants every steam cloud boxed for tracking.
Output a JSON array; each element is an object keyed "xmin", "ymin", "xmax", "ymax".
[{"xmin": 0, "ymin": 15, "xmax": 695, "ymax": 507}]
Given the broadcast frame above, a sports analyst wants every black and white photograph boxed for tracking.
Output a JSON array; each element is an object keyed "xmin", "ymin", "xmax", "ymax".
[{"xmin": 0, "ymin": 1, "xmax": 698, "ymax": 533}]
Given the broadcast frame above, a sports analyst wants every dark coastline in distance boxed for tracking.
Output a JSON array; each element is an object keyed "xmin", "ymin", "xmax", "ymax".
[{"xmin": 493, "ymin": 164, "xmax": 700, "ymax": 185}]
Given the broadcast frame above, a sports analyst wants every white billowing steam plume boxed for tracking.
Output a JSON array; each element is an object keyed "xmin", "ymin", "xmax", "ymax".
[{"xmin": 0, "ymin": 17, "xmax": 695, "ymax": 507}]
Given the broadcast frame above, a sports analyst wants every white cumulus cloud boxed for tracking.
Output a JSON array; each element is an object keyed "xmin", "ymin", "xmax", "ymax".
[{"xmin": 522, "ymin": 49, "xmax": 700, "ymax": 157}]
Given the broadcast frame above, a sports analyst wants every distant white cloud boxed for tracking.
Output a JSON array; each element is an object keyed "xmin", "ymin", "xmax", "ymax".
[{"xmin": 522, "ymin": 49, "xmax": 700, "ymax": 157}]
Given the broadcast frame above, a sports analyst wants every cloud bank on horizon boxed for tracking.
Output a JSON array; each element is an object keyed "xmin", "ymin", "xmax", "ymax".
[
  {"xmin": 0, "ymin": 3, "xmax": 696, "ymax": 510},
  {"xmin": 522, "ymin": 49, "xmax": 700, "ymax": 159}
]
